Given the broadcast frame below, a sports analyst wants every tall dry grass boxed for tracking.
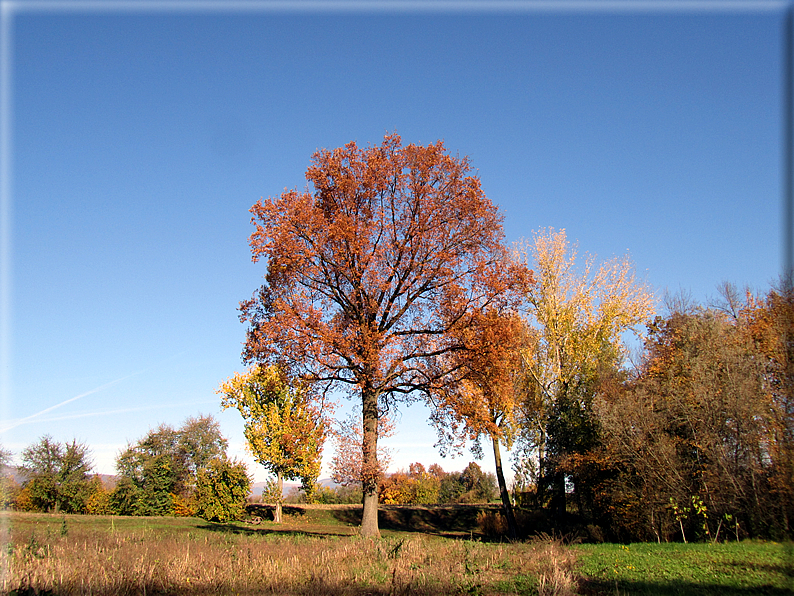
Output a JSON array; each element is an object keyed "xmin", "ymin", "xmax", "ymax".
[{"xmin": 1, "ymin": 517, "xmax": 580, "ymax": 595}]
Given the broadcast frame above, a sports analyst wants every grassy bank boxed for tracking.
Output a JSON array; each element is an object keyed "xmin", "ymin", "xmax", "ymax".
[{"xmin": 246, "ymin": 502, "xmax": 504, "ymax": 537}]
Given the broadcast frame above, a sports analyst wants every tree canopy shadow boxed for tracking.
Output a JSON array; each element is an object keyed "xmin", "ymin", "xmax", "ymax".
[
  {"xmin": 580, "ymin": 579, "xmax": 794, "ymax": 595},
  {"xmin": 195, "ymin": 521, "xmax": 356, "ymax": 538}
]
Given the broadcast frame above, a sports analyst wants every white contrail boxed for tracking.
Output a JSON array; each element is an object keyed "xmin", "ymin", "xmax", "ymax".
[
  {"xmin": 0, "ymin": 373, "xmax": 138, "ymax": 433},
  {"xmin": 14, "ymin": 400, "xmax": 218, "ymax": 426}
]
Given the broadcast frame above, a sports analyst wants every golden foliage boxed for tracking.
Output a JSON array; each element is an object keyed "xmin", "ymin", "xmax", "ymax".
[
  {"xmin": 517, "ymin": 228, "xmax": 655, "ymax": 477},
  {"xmin": 218, "ymin": 365, "xmax": 327, "ymax": 487},
  {"xmin": 519, "ymin": 228, "xmax": 654, "ymax": 400},
  {"xmin": 170, "ymin": 493, "xmax": 196, "ymax": 517}
]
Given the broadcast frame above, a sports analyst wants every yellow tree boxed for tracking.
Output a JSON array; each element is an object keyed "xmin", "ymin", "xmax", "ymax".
[
  {"xmin": 218, "ymin": 365, "xmax": 328, "ymax": 522},
  {"xmin": 518, "ymin": 228, "xmax": 654, "ymax": 513}
]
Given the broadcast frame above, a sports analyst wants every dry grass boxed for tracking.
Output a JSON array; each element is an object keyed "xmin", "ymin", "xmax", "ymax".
[{"xmin": 0, "ymin": 512, "xmax": 580, "ymax": 596}]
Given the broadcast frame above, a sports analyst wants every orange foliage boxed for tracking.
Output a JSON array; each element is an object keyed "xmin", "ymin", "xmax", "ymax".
[
  {"xmin": 170, "ymin": 493, "xmax": 196, "ymax": 517},
  {"xmin": 429, "ymin": 309, "xmax": 526, "ymax": 447},
  {"xmin": 241, "ymin": 133, "xmax": 531, "ymax": 391}
]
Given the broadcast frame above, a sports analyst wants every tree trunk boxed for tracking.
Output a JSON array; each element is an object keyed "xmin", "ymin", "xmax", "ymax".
[
  {"xmin": 536, "ymin": 425, "xmax": 546, "ymax": 507},
  {"xmin": 360, "ymin": 386, "xmax": 380, "ymax": 538},
  {"xmin": 553, "ymin": 471, "xmax": 566, "ymax": 518},
  {"xmin": 492, "ymin": 435, "xmax": 518, "ymax": 540},
  {"xmin": 274, "ymin": 471, "xmax": 283, "ymax": 524}
]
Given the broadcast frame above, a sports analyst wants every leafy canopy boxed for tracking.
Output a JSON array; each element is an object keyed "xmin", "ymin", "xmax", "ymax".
[
  {"xmin": 219, "ymin": 364, "xmax": 327, "ymax": 489},
  {"xmin": 239, "ymin": 133, "xmax": 530, "ymax": 537},
  {"xmin": 240, "ymin": 133, "xmax": 531, "ymax": 402}
]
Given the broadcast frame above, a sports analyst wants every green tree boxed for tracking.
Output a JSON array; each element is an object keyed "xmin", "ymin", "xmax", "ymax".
[
  {"xmin": 438, "ymin": 471, "xmax": 466, "ymax": 504},
  {"xmin": 113, "ymin": 424, "xmax": 181, "ymax": 516},
  {"xmin": 178, "ymin": 415, "xmax": 229, "ymax": 489},
  {"xmin": 195, "ymin": 456, "xmax": 251, "ymax": 522},
  {"xmin": 20, "ymin": 436, "xmax": 93, "ymax": 513},
  {"xmin": 111, "ymin": 415, "xmax": 230, "ymax": 516},
  {"xmin": 219, "ymin": 365, "xmax": 327, "ymax": 523},
  {"xmin": 458, "ymin": 462, "xmax": 498, "ymax": 503},
  {"xmin": 108, "ymin": 476, "xmax": 140, "ymax": 516}
]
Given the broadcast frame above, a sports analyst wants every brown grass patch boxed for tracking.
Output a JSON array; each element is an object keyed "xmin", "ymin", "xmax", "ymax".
[{"xmin": 1, "ymin": 512, "xmax": 580, "ymax": 595}]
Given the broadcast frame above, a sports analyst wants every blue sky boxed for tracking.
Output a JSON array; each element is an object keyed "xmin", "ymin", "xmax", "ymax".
[{"xmin": 1, "ymin": 2, "xmax": 785, "ymax": 482}]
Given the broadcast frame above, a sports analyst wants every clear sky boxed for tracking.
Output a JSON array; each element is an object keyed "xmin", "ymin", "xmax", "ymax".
[{"xmin": 1, "ymin": 1, "xmax": 785, "ymax": 484}]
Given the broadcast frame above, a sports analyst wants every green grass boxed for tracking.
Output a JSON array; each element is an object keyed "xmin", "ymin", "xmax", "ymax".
[{"xmin": 574, "ymin": 541, "xmax": 794, "ymax": 595}]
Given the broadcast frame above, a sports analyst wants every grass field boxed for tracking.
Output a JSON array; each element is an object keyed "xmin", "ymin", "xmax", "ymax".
[
  {"xmin": 574, "ymin": 540, "xmax": 794, "ymax": 596},
  {"xmin": 0, "ymin": 509, "xmax": 576, "ymax": 595},
  {"xmin": 0, "ymin": 508, "xmax": 792, "ymax": 595}
]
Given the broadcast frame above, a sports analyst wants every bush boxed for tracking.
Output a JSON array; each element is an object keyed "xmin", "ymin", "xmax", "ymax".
[
  {"xmin": 315, "ymin": 485, "xmax": 363, "ymax": 504},
  {"xmin": 84, "ymin": 477, "xmax": 112, "ymax": 515},
  {"xmin": 171, "ymin": 493, "xmax": 196, "ymax": 517},
  {"xmin": 13, "ymin": 485, "xmax": 35, "ymax": 511},
  {"xmin": 108, "ymin": 477, "xmax": 140, "ymax": 516},
  {"xmin": 195, "ymin": 457, "xmax": 251, "ymax": 522},
  {"xmin": 476, "ymin": 510, "xmax": 508, "ymax": 538},
  {"xmin": 0, "ymin": 475, "xmax": 20, "ymax": 509}
]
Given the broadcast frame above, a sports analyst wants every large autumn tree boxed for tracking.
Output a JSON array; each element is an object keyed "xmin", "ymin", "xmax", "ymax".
[
  {"xmin": 240, "ymin": 134, "xmax": 530, "ymax": 537},
  {"xmin": 595, "ymin": 292, "xmax": 784, "ymax": 541}
]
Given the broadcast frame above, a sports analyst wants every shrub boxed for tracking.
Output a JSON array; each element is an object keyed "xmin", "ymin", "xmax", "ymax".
[
  {"xmin": 195, "ymin": 457, "xmax": 251, "ymax": 522},
  {"xmin": 13, "ymin": 485, "xmax": 35, "ymax": 511},
  {"xmin": 171, "ymin": 493, "xmax": 196, "ymax": 517},
  {"xmin": 0, "ymin": 475, "xmax": 21, "ymax": 509},
  {"xmin": 84, "ymin": 477, "xmax": 111, "ymax": 515},
  {"xmin": 477, "ymin": 510, "xmax": 508, "ymax": 538}
]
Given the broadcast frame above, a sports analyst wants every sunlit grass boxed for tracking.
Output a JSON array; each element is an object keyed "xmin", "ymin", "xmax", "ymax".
[
  {"xmin": 4, "ymin": 511, "xmax": 791, "ymax": 595},
  {"xmin": 574, "ymin": 540, "xmax": 794, "ymax": 595},
  {"xmin": 1, "ymin": 512, "xmax": 577, "ymax": 595}
]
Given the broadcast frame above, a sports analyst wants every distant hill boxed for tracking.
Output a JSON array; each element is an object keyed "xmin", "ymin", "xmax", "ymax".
[
  {"xmin": 96, "ymin": 474, "xmax": 118, "ymax": 490},
  {"xmin": 1, "ymin": 465, "xmax": 26, "ymax": 485},
  {"xmin": 249, "ymin": 477, "xmax": 338, "ymax": 498},
  {"xmin": 2, "ymin": 466, "xmax": 119, "ymax": 489}
]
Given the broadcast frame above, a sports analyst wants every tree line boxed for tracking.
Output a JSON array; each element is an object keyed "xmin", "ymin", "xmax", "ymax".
[
  {"xmin": 0, "ymin": 415, "xmax": 251, "ymax": 522},
  {"xmin": 0, "ymin": 412, "xmax": 500, "ymax": 521},
  {"xmin": 232, "ymin": 132, "xmax": 792, "ymax": 540},
  {"xmin": 570, "ymin": 283, "xmax": 794, "ymax": 542}
]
